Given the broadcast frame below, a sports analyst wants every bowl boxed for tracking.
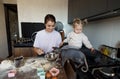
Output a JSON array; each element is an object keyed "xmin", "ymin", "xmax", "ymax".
[{"xmin": 45, "ymin": 53, "xmax": 58, "ymax": 61}]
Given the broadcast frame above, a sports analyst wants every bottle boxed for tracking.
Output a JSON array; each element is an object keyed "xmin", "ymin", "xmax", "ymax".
[{"xmin": 110, "ymin": 49, "xmax": 117, "ymax": 59}]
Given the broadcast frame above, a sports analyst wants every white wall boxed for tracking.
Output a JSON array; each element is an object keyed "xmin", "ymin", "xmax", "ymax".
[
  {"xmin": 0, "ymin": 0, "xmax": 8, "ymax": 58},
  {"xmin": 84, "ymin": 17, "xmax": 120, "ymax": 49},
  {"xmin": 17, "ymin": 0, "xmax": 72, "ymax": 37},
  {"xmin": 3, "ymin": 0, "xmax": 17, "ymax": 4}
]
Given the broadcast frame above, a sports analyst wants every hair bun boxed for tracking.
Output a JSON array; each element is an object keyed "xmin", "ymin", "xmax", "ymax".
[{"xmin": 82, "ymin": 19, "xmax": 88, "ymax": 25}]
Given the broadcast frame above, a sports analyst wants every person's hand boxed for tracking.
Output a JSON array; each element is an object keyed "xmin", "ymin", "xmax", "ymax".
[
  {"xmin": 37, "ymin": 49, "xmax": 44, "ymax": 55},
  {"xmin": 90, "ymin": 48, "xmax": 95, "ymax": 53},
  {"xmin": 59, "ymin": 41, "xmax": 64, "ymax": 47}
]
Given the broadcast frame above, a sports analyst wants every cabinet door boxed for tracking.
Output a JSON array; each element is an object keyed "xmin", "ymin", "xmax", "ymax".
[
  {"xmin": 68, "ymin": 0, "xmax": 81, "ymax": 23},
  {"xmin": 78, "ymin": 0, "xmax": 89, "ymax": 19},
  {"xmin": 68, "ymin": 0, "xmax": 75, "ymax": 23},
  {"xmin": 88, "ymin": 0, "xmax": 107, "ymax": 17},
  {"xmin": 68, "ymin": 0, "xmax": 108, "ymax": 23},
  {"xmin": 14, "ymin": 47, "xmax": 34, "ymax": 57},
  {"xmin": 68, "ymin": 0, "xmax": 89, "ymax": 23},
  {"xmin": 107, "ymin": 0, "xmax": 120, "ymax": 11}
]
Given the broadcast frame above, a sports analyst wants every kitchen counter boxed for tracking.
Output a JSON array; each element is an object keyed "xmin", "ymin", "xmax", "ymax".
[{"xmin": 14, "ymin": 42, "xmax": 33, "ymax": 47}]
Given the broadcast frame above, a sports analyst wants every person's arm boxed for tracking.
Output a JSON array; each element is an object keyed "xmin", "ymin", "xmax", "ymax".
[
  {"xmin": 33, "ymin": 47, "xmax": 44, "ymax": 56},
  {"xmin": 59, "ymin": 42, "xmax": 64, "ymax": 47},
  {"xmin": 59, "ymin": 36, "xmax": 67, "ymax": 47},
  {"xmin": 33, "ymin": 32, "xmax": 44, "ymax": 56},
  {"xmin": 60, "ymin": 33, "xmax": 71, "ymax": 47},
  {"xmin": 63, "ymin": 33, "xmax": 71, "ymax": 43},
  {"xmin": 52, "ymin": 31, "xmax": 62, "ymax": 48},
  {"xmin": 82, "ymin": 34, "xmax": 94, "ymax": 52}
]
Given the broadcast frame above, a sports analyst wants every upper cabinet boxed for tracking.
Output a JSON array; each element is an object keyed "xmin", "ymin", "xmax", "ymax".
[
  {"xmin": 68, "ymin": 0, "xmax": 89, "ymax": 23},
  {"xmin": 88, "ymin": 0, "xmax": 107, "ymax": 17},
  {"xmin": 68, "ymin": 0, "xmax": 120, "ymax": 23},
  {"xmin": 107, "ymin": 0, "xmax": 120, "ymax": 11}
]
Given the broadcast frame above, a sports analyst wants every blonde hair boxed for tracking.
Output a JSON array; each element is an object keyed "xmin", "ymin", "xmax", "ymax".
[{"xmin": 72, "ymin": 18, "xmax": 88, "ymax": 28}]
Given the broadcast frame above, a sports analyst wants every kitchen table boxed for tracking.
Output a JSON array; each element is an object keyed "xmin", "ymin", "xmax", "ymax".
[{"xmin": 0, "ymin": 57, "xmax": 68, "ymax": 79}]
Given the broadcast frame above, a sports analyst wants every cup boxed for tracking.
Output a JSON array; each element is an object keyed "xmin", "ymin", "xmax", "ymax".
[
  {"xmin": 40, "ymin": 72, "xmax": 45, "ymax": 79},
  {"xmin": 14, "ymin": 56, "xmax": 24, "ymax": 68},
  {"xmin": 37, "ymin": 68, "xmax": 45, "ymax": 79}
]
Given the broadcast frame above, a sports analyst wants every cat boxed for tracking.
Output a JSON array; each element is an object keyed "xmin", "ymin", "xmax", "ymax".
[{"xmin": 53, "ymin": 46, "xmax": 89, "ymax": 72}]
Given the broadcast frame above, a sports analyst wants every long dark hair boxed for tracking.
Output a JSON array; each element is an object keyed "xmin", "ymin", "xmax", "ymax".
[{"xmin": 44, "ymin": 14, "xmax": 56, "ymax": 24}]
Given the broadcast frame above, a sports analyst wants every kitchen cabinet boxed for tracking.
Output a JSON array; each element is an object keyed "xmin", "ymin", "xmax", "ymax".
[
  {"xmin": 88, "ymin": 0, "xmax": 107, "ymax": 17},
  {"xmin": 68, "ymin": 0, "xmax": 120, "ymax": 23},
  {"xmin": 68, "ymin": 0, "xmax": 89, "ymax": 23},
  {"xmin": 13, "ymin": 47, "xmax": 35, "ymax": 57},
  {"xmin": 68, "ymin": 0, "xmax": 107, "ymax": 23},
  {"xmin": 13, "ymin": 38, "xmax": 34, "ymax": 57},
  {"xmin": 107, "ymin": 0, "xmax": 120, "ymax": 11}
]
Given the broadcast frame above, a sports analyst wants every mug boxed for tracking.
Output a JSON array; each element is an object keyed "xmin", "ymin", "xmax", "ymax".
[{"xmin": 14, "ymin": 56, "xmax": 24, "ymax": 67}]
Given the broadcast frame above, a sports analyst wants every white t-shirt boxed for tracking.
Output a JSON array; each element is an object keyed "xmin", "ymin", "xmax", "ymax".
[
  {"xmin": 33, "ymin": 29, "xmax": 62, "ymax": 53},
  {"xmin": 64, "ymin": 31, "xmax": 92, "ymax": 49}
]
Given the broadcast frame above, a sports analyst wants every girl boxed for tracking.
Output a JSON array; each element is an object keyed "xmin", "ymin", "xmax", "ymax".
[{"xmin": 63, "ymin": 18, "xmax": 94, "ymax": 51}]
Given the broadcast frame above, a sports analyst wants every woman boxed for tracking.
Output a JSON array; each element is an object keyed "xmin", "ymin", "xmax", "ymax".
[{"xmin": 33, "ymin": 14, "xmax": 62, "ymax": 56}]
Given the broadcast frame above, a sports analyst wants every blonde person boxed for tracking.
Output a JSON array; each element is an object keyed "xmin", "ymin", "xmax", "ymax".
[
  {"xmin": 63, "ymin": 18, "xmax": 102, "ymax": 63},
  {"xmin": 64, "ymin": 18, "xmax": 94, "ymax": 51}
]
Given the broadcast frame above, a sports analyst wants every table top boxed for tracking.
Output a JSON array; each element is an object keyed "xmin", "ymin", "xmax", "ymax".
[{"xmin": 0, "ymin": 57, "xmax": 67, "ymax": 79}]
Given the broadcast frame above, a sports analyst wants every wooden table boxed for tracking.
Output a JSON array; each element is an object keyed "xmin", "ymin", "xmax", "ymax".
[{"xmin": 0, "ymin": 57, "xmax": 68, "ymax": 79}]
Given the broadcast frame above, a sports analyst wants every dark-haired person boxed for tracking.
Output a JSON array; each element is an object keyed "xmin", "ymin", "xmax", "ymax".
[{"xmin": 33, "ymin": 14, "xmax": 62, "ymax": 56}]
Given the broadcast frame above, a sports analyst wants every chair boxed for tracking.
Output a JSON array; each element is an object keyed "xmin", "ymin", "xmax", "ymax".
[{"xmin": 55, "ymin": 21, "xmax": 65, "ymax": 41}]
